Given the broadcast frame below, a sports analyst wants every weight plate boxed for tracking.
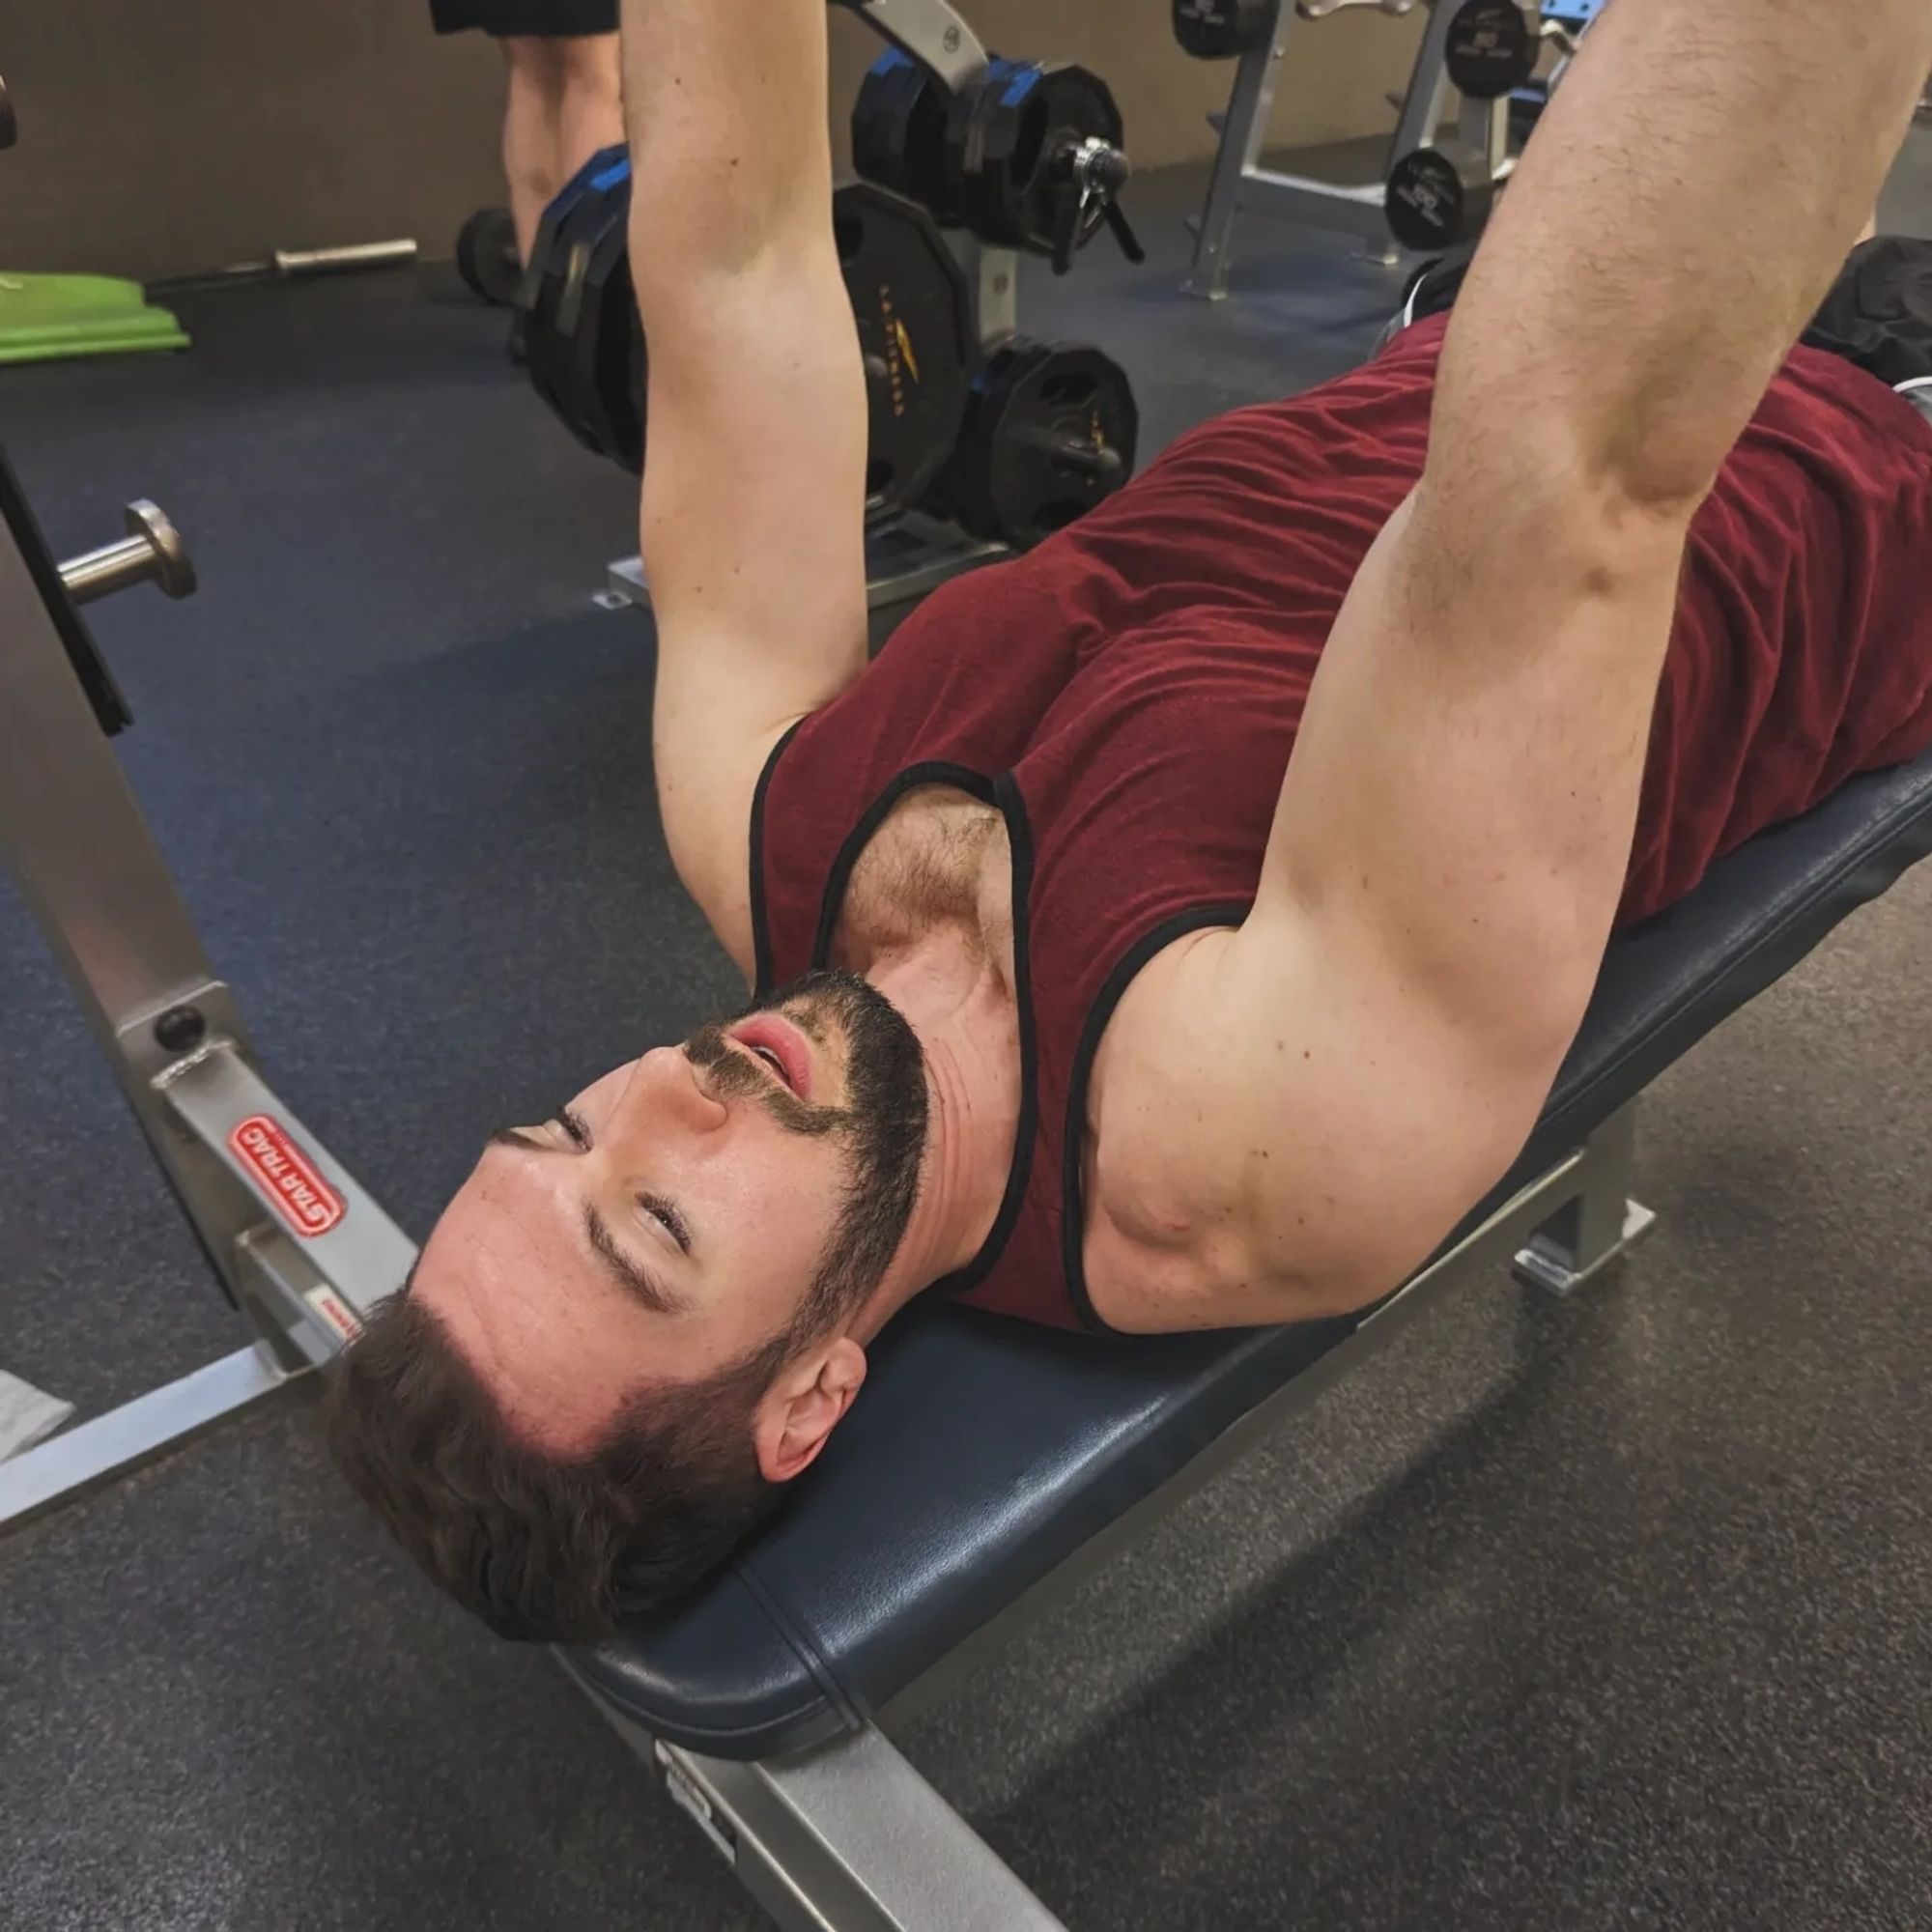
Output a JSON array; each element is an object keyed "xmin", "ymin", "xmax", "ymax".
[
  {"xmin": 942, "ymin": 61, "xmax": 1124, "ymax": 254},
  {"xmin": 1443, "ymin": 0, "xmax": 1537, "ymax": 100},
  {"xmin": 573, "ymin": 203, "xmax": 647, "ymax": 470},
  {"xmin": 851, "ymin": 50, "xmax": 952, "ymax": 219},
  {"xmin": 456, "ymin": 206, "xmax": 522, "ymax": 306},
  {"xmin": 1171, "ymin": 0, "xmax": 1272, "ymax": 60},
  {"xmin": 834, "ymin": 182, "xmax": 973, "ymax": 527},
  {"xmin": 523, "ymin": 146, "xmax": 633, "ymax": 462},
  {"xmin": 939, "ymin": 336, "xmax": 1139, "ymax": 551},
  {"xmin": 1384, "ymin": 144, "xmax": 1493, "ymax": 251}
]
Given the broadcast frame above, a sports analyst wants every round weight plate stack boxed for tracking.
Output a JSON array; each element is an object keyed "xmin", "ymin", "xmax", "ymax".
[
  {"xmin": 1443, "ymin": 0, "xmax": 1538, "ymax": 99},
  {"xmin": 455, "ymin": 206, "xmax": 522, "ymax": 306},
  {"xmin": 851, "ymin": 49, "xmax": 952, "ymax": 220},
  {"xmin": 569, "ymin": 200, "xmax": 646, "ymax": 470},
  {"xmin": 1384, "ymin": 145, "xmax": 1493, "ymax": 251},
  {"xmin": 1171, "ymin": 0, "xmax": 1272, "ymax": 59},
  {"xmin": 521, "ymin": 144, "xmax": 632, "ymax": 458},
  {"xmin": 937, "ymin": 337, "xmax": 1139, "ymax": 551},
  {"xmin": 941, "ymin": 61, "xmax": 1124, "ymax": 254},
  {"xmin": 833, "ymin": 182, "xmax": 973, "ymax": 528}
]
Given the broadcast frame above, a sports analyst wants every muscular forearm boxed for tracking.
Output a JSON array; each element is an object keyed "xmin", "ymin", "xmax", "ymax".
[
  {"xmin": 621, "ymin": 0, "xmax": 836, "ymax": 298},
  {"xmin": 1432, "ymin": 0, "xmax": 1932, "ymax": 515}
]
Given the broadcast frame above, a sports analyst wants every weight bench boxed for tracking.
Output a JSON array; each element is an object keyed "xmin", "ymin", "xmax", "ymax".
[
  {"xmin": 5, "ymin": 371, "xmax": 1930, "ymax": 1932},
  {"xmin": 557, "ymin": 748, "xmax": 1932, "ymax": 1929}
]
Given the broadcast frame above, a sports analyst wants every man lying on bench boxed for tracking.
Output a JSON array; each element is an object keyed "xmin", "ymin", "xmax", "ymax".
[{"xmin": 324, "ymin": 0, "xmax": 1932, "ymax": 1642}]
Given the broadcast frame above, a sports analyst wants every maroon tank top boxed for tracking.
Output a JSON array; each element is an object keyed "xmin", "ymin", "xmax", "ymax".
[{"xmin": 750, "ymin": 315, "xmax": 1932, "ymax": 1333}]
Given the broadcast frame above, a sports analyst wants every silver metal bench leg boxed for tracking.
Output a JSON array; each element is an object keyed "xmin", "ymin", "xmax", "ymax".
[
  {"xmin": 571, "ymin": 1677, "xmax": 1065, "ymax": 1932},
  {"xmin": 0, "ymin": 1346, "xmax": 297, "ymax": 1535},
  {"xmin": 1512, "ymin": 1102, "xmax": 1657, "ymax": 1296},
  {"xmin": 1184, "ymin": 0, "xmax": 1295, "ymax": 299}
]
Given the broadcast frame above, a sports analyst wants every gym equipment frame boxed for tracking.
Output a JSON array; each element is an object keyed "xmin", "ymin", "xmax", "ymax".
[{"xmin": 1183, "ymin": 0, "xmax": 1566, "ymax": 297}]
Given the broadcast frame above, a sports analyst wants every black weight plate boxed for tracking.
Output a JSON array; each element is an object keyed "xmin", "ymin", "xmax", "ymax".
[
  {"xmin": 456, "ymin": 206, "xmax": 522, "ymax": 305},
  {"xmin": 1171, "ymin": 0, "xmax": 1271, "ymax": 60},
  {"xmin": 944, "ymin": 62, "xmax": 1124, "ymax": 253},
  {"xmin": 1384, "ymin": 144, "xmax": 1493, "ymax": 251},
  {"xmin": 851, "ymin": 50, "xmax": 951, "ymax": 218},
  {"xmin": 0, "ymin": 71, "xmax": 15, "ymax": 151},
  {"xmin": 943, "ymin": 337, "xmax": 1138, "ymax": 551},
  {"xmin": 523, "ymin": 146, "xmax": 631, "ymax": 460},
  {"xmin": 573, "ymin": 200, "xmax": 646, "ymax": 469},
  {"xmin": 834, "ymin": 182, "xmax": 973, "ymax": 528},
  {"xmin": 1444, "ymin": 0, "xmax": 1537, "ymax": 100}
]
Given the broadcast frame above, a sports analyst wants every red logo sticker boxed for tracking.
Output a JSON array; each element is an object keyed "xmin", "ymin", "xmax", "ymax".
[
  {"xmin": 228, "ymin": 1115, "xmax": 346, "ymax": 1237},
  {"xmin": 305, "ymin": 1287, "xmax": 364, "ymax": 1342}
]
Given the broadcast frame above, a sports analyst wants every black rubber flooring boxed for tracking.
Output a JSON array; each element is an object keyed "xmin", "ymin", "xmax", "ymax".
[{"xmin": 2, "ymin": 149, "xmax": 1929, "ymax": 1931}]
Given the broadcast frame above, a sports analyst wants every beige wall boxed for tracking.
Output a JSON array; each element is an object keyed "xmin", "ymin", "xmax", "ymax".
[
  {"xmin": 0, "ymin": 3, "xmax": 1422, "ymax": 282},
  {"xmin": 0, "ymin": 0, "xmax": 507, "ymax": 283}
]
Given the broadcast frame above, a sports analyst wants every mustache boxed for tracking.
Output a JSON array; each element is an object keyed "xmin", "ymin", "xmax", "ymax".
[{"xmin": 681, "ymin": 1019, "xmax": 849, "ymax": 1139}]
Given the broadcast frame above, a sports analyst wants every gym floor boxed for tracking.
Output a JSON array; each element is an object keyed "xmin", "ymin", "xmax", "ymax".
[{"xmin": 3, "ymin": 138, "xmax": 1930, "ymax": 1932}]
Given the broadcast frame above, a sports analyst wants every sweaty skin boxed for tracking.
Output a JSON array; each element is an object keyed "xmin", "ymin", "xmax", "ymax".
[{"xmin": 415, "ymin": 0, "xmax": 1932, "ymax": 1475}]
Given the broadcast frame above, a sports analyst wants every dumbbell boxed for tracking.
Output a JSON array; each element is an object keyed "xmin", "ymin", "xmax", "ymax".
[
  {"xmin": 1384, "ymin": 144, "xmax": 1516, "ymax": 251},
  {"xmin": 1296, "ymin": 0, "xmax": 1420, "ymax": 18},
  {"xmin": 1171, "ymin": 0, "xmax": 1272, "ymax": 60},
  {"xmin": 1443, "ymin": 0, "xmax": 1540, "ymax": 100}
]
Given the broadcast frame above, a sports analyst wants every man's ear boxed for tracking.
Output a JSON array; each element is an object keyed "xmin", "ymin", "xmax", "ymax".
[{"xmin": 752, "ymin": 1337, "xmax": 867, "ymax": 1483}]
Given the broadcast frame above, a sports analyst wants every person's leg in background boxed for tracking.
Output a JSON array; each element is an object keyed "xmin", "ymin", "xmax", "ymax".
[
  {"xmin": 497, "ymin": 31, "xmax": 621, "ymax": 266},
  {"xmin": 499, "ymin": 37, "xmax": 562, "ymax": 266},
  {"xmin": 550, "ymin": 33, "xmax": 624, "ymax": 208}
]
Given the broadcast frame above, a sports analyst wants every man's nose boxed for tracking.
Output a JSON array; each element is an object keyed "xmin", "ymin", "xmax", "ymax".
[{"xmin": 611, "ymin": 1045, "xmax": 729, "ymax": 1145}]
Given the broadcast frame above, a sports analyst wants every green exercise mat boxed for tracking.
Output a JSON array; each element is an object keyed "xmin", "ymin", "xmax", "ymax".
[{"xmin": 0, "ymin": 271, "xmax": 189, "ymax": 365}]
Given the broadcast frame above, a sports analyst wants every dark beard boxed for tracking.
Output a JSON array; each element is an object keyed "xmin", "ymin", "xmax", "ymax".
[{"xmin": 682, "ymin": 970, "xmax": 928, "ymax": 1335}]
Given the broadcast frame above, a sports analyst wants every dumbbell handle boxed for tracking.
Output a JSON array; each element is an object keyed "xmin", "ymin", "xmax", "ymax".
[
  {"xmin": 1018, "ymin": 431, "xmax": 1125, "ymax": 482},
  {"xmin": 1297, "ymin": 0, "xmax": 1420, "ymax": 21},
  {"xmin": 59, "ymin": 500, "xmax": 197, "ymax": 607}
]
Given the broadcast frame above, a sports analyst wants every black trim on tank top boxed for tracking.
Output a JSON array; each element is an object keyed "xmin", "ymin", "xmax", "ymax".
[
  {"xmin": 933, "ymin": 773, "xmax": 1039, "ymax": 1297},
  {"xmin": 802, "ymin": 760, "xmax": 1040, "ymax": 1297},
  {"xmin": 808, "ymin": 760, "xmax": 995, "ymax": 970},
  {"xmin": 749, "ymin": 720, "xmax": 807, "ymax": 1000},
  {"xmin": 1060, "ymin": 901, "xmax": 1254, "ymax": 1339}
]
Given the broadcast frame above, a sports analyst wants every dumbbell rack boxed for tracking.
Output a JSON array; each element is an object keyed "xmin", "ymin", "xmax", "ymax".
[
  {"xmin": 1184, "ymin": 0, "xmax": 1510, "ymax": 297},
  {"xmin": 607, "ymin": 0, "xmax": 1023, "ymax": 622}
]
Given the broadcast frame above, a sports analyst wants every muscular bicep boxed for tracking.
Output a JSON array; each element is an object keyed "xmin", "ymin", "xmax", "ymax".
[
  {"xmin": 1097, "ymin": 479, "xmax": 1686, "ymax": 1332},
  {"xmin": 1094, "ymin": 906, "xmax": 1559, "ymax": 1332}
]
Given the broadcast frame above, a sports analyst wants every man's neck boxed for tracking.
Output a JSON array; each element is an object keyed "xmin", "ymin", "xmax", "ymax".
[{"xmin": 847, "ymin": 939, "xmax": 1022, "ymax": 1342}]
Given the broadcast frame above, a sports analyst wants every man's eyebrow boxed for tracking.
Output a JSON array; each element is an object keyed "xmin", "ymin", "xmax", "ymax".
[
  {"xmin": 583, "ymin": 1203, "xmax": 695, "ymax": 1317},
  {"xmin": 486, "ymin": 1122, "xmax": 576, "ymax": 1154}
]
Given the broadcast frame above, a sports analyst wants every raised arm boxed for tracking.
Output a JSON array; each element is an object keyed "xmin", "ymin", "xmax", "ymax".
[
  {"xmin": 1108, "ymin": 0, "xmax": 1932, "ymax": 1330},
  {"xmin": 625, "ymin": 0, "xmax": 868, "ymax": 973}
]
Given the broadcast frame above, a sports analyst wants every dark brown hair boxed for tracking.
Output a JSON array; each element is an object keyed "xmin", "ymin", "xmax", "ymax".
[
  {"xmin": 320, "ymin": 1293, "xmax": 796, "ymax": 1642},
  {"xmin": 325, "ymin": 969, "xmax": 930, "ymax": 1642}
]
